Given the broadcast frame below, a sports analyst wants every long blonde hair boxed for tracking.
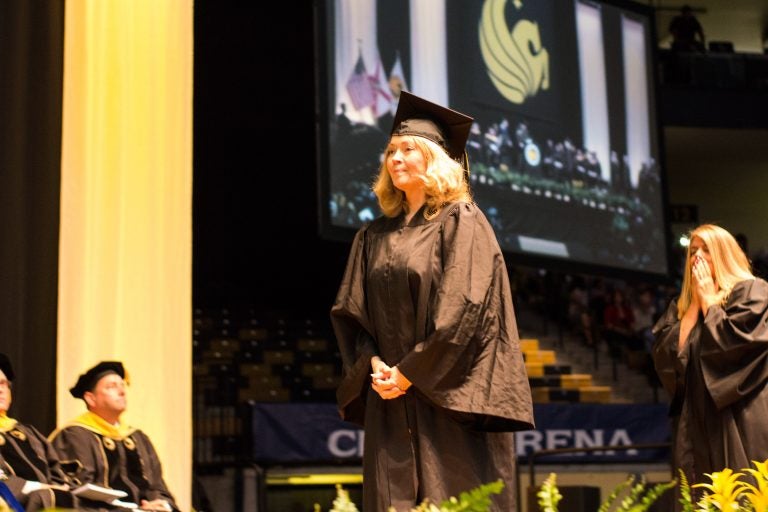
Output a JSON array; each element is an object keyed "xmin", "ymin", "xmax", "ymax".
[
  {"xmin": 677, "ymin": 223, "xmax": 754, "ymax": 319},
  {"xmin": 372, "ymin": 136, "xmax": 472, "ymax": 217}
]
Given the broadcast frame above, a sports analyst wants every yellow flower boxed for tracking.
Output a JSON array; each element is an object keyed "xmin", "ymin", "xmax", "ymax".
[
  {"xmin": 742, "ymin": 460, "xmax": 768, "ymax": 512},
  {"xmin": 694, "ymin": 468, "xmax": 748, "ymax": 511}
]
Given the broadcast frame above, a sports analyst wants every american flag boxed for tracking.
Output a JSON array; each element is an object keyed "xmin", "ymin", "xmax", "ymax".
[
  {"xmin": 345, "ymin": 54, "xmax": 375, "ymax": 111},
  {"xmin": 387, "ymin": 53, "xmax": 409, "ymax": 114},
  {"xmin": 369, "ymin": 58, "xmax": 393, "ymax": 118}
]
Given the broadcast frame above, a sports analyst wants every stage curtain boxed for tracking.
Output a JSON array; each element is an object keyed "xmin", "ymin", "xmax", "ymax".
[
  {"xmin": 57, "ymin": 1, "xmax": 193, "ymax": 509},
  {"xmin": 0, "ymin": 0, "xmax": 64, "ymax": 434}
]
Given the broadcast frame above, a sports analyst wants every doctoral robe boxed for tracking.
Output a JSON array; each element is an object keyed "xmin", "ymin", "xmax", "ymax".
[
  {"xmin": 652, "ymin": 278, "xmax": 768, "ymax": 494},
  {"xmin": 49, "ymin": 413, "xmax": 179, "ymax": 511},
  {"xmin": 0, "ymin": 420, "xmax": 77, "ymax": 511},
  {"xmin": 331, "ymin": 202, "xmax": 534, "ymax": 512}
]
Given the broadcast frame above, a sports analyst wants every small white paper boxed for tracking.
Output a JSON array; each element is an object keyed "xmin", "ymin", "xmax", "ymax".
[{"xmin": 71, "ymin": 483, "xmax": 128, "ymax": 502}]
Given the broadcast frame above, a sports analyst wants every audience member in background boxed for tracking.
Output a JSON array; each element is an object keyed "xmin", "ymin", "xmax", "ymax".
[
  {"xmin": 604, "ymin": 287, "xmax": 643, "ymax": 349},
  {"xmin": 331, "ymin": 91, "xmax": 534, "ymax": 511},
  {"xmin": 587, "ymin": 277, "xmax": 609, "ymax": 340},
  {"xmin": 49, "ymin": 361, "xmax": 179, "ymax": 512},
  {"xmin": 0, "ymin": 354, "xmax": 78, "ymax": 512},
  {"xmin": 669, "ymin": 4, "xmax": 706, "ymax": 52},
  {"xmin": 631, "ymin": 286, "xmax": 658, "ymax": 353},
  {"xmin": 652, "ymin": 224, "xmax": 768, "ymax": 504},
  {"xmin": 567, "ymin": 276, "xmax": 595, "ymax": 347}
]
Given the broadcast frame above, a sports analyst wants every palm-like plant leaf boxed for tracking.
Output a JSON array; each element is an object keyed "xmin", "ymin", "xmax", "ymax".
[
  {"xmin": 598, "ymin": 476, "xmax": 633, "ymax": 512},
  {"xmin": 678, "ymin": 469, "xmax": 695, "ymax": 512},
  {"xmin": 537, "ymin": 473, "xmax": 563, "ymax": 512}
]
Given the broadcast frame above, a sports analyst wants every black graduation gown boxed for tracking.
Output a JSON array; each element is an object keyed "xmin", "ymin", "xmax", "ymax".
[
  {"xmin": 331, "ymin": 202, "xmax": 534, "ymax": 512},
  {"xmin": 652, "ymin": 278, "xmax": 768, "ymax": 493},
  {"xmin": 49, "ymin": 425, "xmax": 179, "ymax": 511},
  {"xmin": 0, "ymin": 422, "xmax": 77, "ymax": 511}
]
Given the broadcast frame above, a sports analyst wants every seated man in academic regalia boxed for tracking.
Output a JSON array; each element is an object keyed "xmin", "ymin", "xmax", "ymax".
[
  {"xmin": 49, "ymin": 361, "xmax": 179, "ymax": 512},
  {"xmin": 0, "ymin": 353, "xmax": 79, "ymax": 511}
]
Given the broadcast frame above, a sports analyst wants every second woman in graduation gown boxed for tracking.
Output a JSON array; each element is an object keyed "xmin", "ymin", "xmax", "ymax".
[
  {"xmin": 331, "ymin": 92, "xmax": 534, "ymax": 512},
  {"xmin": 652, "ymin": 223, "xmax": 768, "ymax": 501}
]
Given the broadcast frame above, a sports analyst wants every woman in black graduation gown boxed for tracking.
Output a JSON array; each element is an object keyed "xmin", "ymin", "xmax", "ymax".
[
  {"xmin": 652, "ymin": 224, "xmax": 768, "ymax": 501},
  {"xmin": 330, "ymin": 91, "xmax": 535, "ymax": 512}
]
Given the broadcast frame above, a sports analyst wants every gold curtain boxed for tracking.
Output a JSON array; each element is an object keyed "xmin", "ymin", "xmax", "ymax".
[{"xmin": 58, "ymin": 1, "xmax": 193, "ymax": 510}]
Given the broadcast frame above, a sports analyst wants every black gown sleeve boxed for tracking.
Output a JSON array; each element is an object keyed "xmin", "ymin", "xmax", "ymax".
[
  {"xmin": 48, "ymin": 427, "xmax": 100, "ymax": 486},
  {"xmin": 330, "ymin": 224, "xmax": 378, "ymax": 425},
  {"xmin": 134, "ymin": 431, "xmax": 179, "ymax": 511},
  {"xmin": 27, "ymin": 425, "xmax": 72, "ymax": 488},
  {"xmin": 651, "ymin": 298, "xmax": 682, "ymax": 400},
  {"xmin": 699, "ymin": 278, "xmax": 768, "ymax": 410},
  {"xmin": 1, "ymin": 424, "xmax": 78, "ymax": 510}
]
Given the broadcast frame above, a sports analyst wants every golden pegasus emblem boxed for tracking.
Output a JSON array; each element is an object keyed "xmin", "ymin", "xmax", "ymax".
[{"xmin": 479, "ymin": 0, "xmax": 550, "ymax": 104}]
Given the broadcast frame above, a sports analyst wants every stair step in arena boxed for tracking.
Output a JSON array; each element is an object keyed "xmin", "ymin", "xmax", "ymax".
[
  {"xmin": 519, "ymin": 338, "xmax": 540, "ymax": 352},
  {"xmin": 522, "ymin": 350, "xmax": 556, "ymax": 364},
  {"xmin": 525, "ymin": 362, "xmax": 572, "ymax": 377},
  {"xmin": 528, "ymin": 373, "xmax": 593, "ymax": 388},
  {"xmin": 531, "ymin": 385, "xmax": 612, "ymax": 403},
  {"xmin": 576, "ymin": 385, "xmax": 613, "ymax": 403}
]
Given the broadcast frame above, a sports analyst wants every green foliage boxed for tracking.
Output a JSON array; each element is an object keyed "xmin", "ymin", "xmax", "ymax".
[
  {"xmin": 632, "ymin": 479, "xmax": 677, "ymax": 512},
  {"xmin": 677, "ymin": 469, "xmax": 694, "ymax": 512},
  {"xmin": 470, "ymin": 165, "xmax": 653, "ymax": 219},
  {"xmin": 597, "ymin": 476, "xmax": 634, "ymax": 512},
  {"xmin": 540, "ymin": 473, "xmax": 674, "ymax": 512},
  {"xmin": 537, "ymin": 473, "xmax": 563, "ymax": 512},
  {"xmin": 323, "ymin": 480, "xmax": 504, "ymax": 512},
  {"xmin": 319, "ymin": 461, "xmax": 768, "ymax": 512},
  {"xmin": 536, "ymin": 460, "xmax": 768, "ymax": 512},
  {"xmin": 326, "ymin": 483, "xmax": 360, "ymax": 512},
  {"xmin": 435, "ymin": 479, "xmax": 505, "ymax": 512}
]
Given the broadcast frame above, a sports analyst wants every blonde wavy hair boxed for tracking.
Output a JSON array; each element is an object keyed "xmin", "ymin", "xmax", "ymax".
[
  {"xmin": 677, "ymin": 223, "xmax": 754, "ymax": 319},
  {"xmin": 372, "ymin": 136, "xmax": 472, "ymax": 218}
]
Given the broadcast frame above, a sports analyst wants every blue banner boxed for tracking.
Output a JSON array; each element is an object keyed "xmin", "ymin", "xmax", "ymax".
[{"xmin": 244, "ymin": 403, "xmax": 671, "ymax": 465}]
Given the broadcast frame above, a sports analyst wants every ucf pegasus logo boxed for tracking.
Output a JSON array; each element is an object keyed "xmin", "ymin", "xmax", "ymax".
[{"xmin": 479, "ymin": 0, "xmax": 550, "ymax": 104}]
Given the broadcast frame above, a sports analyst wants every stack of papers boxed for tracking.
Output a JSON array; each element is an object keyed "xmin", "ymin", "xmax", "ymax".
[{"xmin": 71, "ymin": 483, "xmax": 137, "ymax": 508}]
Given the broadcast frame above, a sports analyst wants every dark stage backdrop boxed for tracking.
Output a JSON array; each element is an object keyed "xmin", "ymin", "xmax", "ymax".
[
  {"xmin": 0, "ymin": 0, "xmax": 65, "ymax": 433},
  {"xmin": 192, "ymin": 1, "xmax": 351, "ymax": 315}
]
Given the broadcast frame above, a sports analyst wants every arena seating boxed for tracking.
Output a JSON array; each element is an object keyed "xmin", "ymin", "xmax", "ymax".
[{"xmin": 193, "ymin": 307, "xmax": 614, "ymax": 464}]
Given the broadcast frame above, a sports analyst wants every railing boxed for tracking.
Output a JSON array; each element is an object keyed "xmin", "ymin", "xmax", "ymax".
[
  {"xmin": 658, "ymin": 49, "xmax": 768, "ymax": 90},
  {"xmin": 526, "ymin": 443, "xmax": 673, "ymax": 486},
  {"xmin": 519, "ymin": 442, "xmax": 673, "ymax": 511}
]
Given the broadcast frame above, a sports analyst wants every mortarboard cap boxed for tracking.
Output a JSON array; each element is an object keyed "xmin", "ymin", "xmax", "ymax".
[
  {"xmin": 0, "ymin": 353, "xmax": 14, "ymax": 381},
  {"xmin": 70, "ymin": 361, "xmax": 126, "ymax": 399},
  {"xmin": 391, "ymin": 91, "xmax": 474, "ymax": 167}
]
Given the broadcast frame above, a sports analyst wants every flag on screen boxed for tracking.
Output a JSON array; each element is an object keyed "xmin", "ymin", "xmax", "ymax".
[
  {"xmin": 346, "ymin": 53, "xmax": 375, "ymax": 111},
  {"xmin": 388, "ymin": 53, "xmax": 409, "ymax": 114},
  {"xmin": 369, "ymin": 55, "xmax": 393, "ymax": 118}
]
